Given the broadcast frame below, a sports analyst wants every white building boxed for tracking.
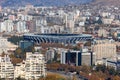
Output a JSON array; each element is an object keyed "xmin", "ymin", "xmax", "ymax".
[
  {"xmin": 98, "ymin": 28, "xmax": 108, "ymax": 37},
  {"xmin": 8, "ymin": 15, "xmax": 16, "ymax": 21},
  {"xmin": 14, "ymin": 62, "xmax": 25, "ymax": 79},
  {"xmin": 102, "ymin": 55, "xmax": 120, "ymax": 70},
  {"xmin": 0, "ymin": 37, "xmax": 18, "ymax": 54},
  {"xmin": 93, "ymin": 40, "xmax": 116, "ymax": 64},
  {"xmin": 65, "ymin": 13, "xmax": 75, "ymax": 33},
  {"xmin": 45, "ymin": 49, "xmax": 55, "ymax": 62},
  {"xmin": 101, "ymin": 12, "xmax": 110, "ymax": 18},
  {"xmin": 0, "ymin": 22, "xmax": 6, "ymax": 32},
  {"xmin": 40, "ymin": 25, "xmax": 64, "ymax": 34},
  {"xmin": 17, "ymin": 14, "xmax": 33, "ymax": 21},
  {"xmin": 0, "ymin": 20, "xmax": 14, "ymax": 32},
  {"xmin": 36, "ymin": 19, "xmax": 47, "ymax": 33},
  {"xmin": 25, "ymin": 52, "xmax": 46, "ymax": 80},
  {"xmin": 102, "ymin": 18, "xmax": 113, "ymax": 24},
  {"xmin": 79, "ymin": 22, "xmax": 85, "ymax": 26},
  {"xmin": 74, "ymin": 27, "xmax": 85, "ymax": 34},
  {"xmin": 17, "ymin": 21, "xmax": 28, "ymax": 33},
  {"xmin": 0, "ymin": 55, "xmax": 14, "ymax": 79}
]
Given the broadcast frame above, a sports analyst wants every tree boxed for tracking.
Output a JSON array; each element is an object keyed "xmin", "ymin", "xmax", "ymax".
[
  {"xmin": 15, "ymin": 76, "xmax": 26, "ymax": 80},
  {"xmin": 14, "ymin": 47, "xmax": 23, "ymax": 58},
  {"xmin": 39, "ymin": 74, "xmax": 66, "ymax": 80},
  {"xmin": 96, "ymin": 65, "xmax": 106, "ymax": 73},
  {"xmin": 107, "ymin": 67, "xmax": 116, "ymax": 75},
  {"xmin": 11, "ymin": 57, "xmax": 23, "ymax": 65},
  {"xmin": 1, "ymin": 52, "xmax": 6, "ymax": 57},
  {"xmin": 112, "ymin": 75, "xmax": 120, "ymax": 80},
  {"xmin": 72, "ymin": 75, "xmax": 77, "ymax": 80},
  {"xmin": 84, "ymin": 41, "xmax": 91, "ymax": 46},
  {"xmin": 73, "ymin": 46, "xmax": 80, "ymax": 50},
  {"xmin": 15, "ymin": 48, "xmax": 22, "ymax": 54},
  {"xmin": 81, "ymin": 65, "xmax": 91, "ymax": 73},
  {"xmin": 0, "ymin": 78, "xmax": 5, "ymax": 80},
  {"xmin": 9, "ymin": 54, "xmax": 15, "ymax": 58}
]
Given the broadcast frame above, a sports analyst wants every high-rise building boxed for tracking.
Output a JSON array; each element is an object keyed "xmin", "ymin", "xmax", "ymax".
[
  {"xmin": 17, "ymin": 21, "xmax": 28, "ymax": 33},
  {"xmin": 45, "ymin": 49, "xmax": 55, "ymax": 62},
  {"xmin": 61, "ymin": 49, "xmax": 95, "ymax": 66},
  {"xmin": 25, "ymin": 52, "xmax": 46, "ymax": 80},
  {"xmin": 65, "ymin": 13, "xmax": 75, "ymax": 33},
  {"xmin": 0, "ymin": 55, "xmax": 14, "ymax": 79},
  {"xmin": 14, "ymin": 62, "xmax": 25, "ymax": 79},
  {"xmin": 26, "ymin": 20, "xmax": 36, "ymax": 33},
  {"xmin": 93, "ymin": 40, "xmax": 116, "ymax": 64},
  {"xmin": 0, "ymin": 20, "xmax": 14, "ymax": 32}
]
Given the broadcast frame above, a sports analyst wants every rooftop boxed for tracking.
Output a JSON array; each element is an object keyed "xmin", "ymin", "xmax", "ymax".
[{"xmin": 24, "ymin": 33, "xmax": 92, "ymax": 37}]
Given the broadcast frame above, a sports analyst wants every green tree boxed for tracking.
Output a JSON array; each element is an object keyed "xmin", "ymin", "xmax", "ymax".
[
  {"xmin": 96, "ymin": 65, "xmax": 106, "ymax": 73},
  {"xmin": 108, "ymin": 67, "xmax": 116, "ymax": 75},
  {"xmin": 73, "ymin": 46, "xmax": 80, "ymax": 50}
]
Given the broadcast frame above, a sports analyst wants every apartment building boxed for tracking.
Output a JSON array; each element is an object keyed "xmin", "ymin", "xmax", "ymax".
[
  {"xmin": 0, "ymin": 20, "xmax": 14, "ymax": 32},
  {"xmin": 14, "ymin": 62, "xmax": 25, "ymax": 79},
  {"xmin": 0, "ymin": 55, "xmax": 14, "ymax": 79},
  {"xmin": 97, "ymin": 28, "xmax": 108, "ymax": 37},
  {"xmin": 93, "ymin": 40, "xmax": 116, "ymax": 64},
  {"xmin": 25, "ymin": 52, "xmax": 46, "ymax": 80}
]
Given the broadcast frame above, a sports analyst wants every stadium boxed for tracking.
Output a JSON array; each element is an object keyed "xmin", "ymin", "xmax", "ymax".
[{"xmin": 23, "ymin": 34, "xmax": 93, "ymax": 44}]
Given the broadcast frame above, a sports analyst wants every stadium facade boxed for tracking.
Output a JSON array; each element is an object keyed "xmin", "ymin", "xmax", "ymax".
[{"xmin": 23, "ymin": 34, "xmax": 93, "ymax": 44}]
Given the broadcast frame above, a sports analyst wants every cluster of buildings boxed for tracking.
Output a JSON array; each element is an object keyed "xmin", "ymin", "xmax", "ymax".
[
  {"xmin": 0, "ymin": 52, "xmax": 46, "ymax": 80},
  {"xmin": 43, "ymin": 39, "xmax": 120, "ymax": 70},
  {"xmin": 0, "ymin": 37, "xmax": 119, "ymax": 79},
  {"xmin": 0, "ymin": 4, "xmax": 120, "ymax": 35},
  {"xmin": 1, "ymin": 3, "xmax": 120, "ymax": 79}
]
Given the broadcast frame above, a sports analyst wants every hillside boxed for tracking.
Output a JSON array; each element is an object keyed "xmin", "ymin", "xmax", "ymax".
[
  {"xmin": 93, "ymin": 0, "xmax": 120, "ymax": 6},
  {"xmin": 0, "ymin": 0, "xmax": 119, "ymax": 7},
  {"xmin": 0, "ymin": 0, "xmax": 93, "ymax": 7}
]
